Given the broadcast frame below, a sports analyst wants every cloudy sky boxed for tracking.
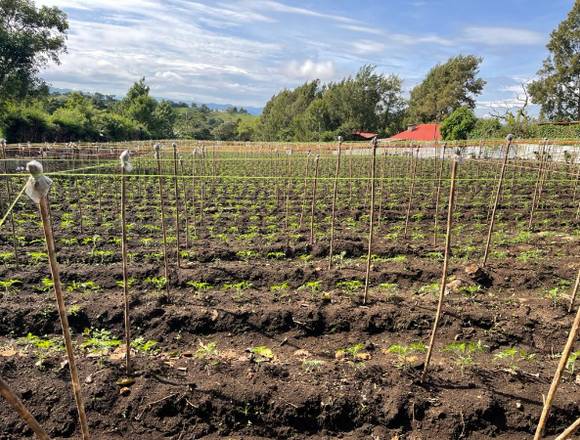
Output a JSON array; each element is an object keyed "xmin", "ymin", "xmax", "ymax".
[{"xmin": 37, "ymin": 0, "xmax": 574, "ymax": 114}]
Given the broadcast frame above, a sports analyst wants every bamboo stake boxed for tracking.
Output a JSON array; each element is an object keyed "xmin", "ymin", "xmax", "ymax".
[
  {"xmin": 284, "ymin": 149, "xmax": 293, "ymax": 247},
  {"xmin": 568, "ymin": 268, "xmax": 580, "ymax": 313},
  {"xmin": 24, "ymin": 161, "xmax": 90, "ymax": 440},
  {"xmin": 172, "ymin": 143, "xmax": 182, "ymax": 269},
  {"xmin": 0, "ymin": 375, "xmax": 51, "ymax": 440},
  {"xmin": 363, "ymin": 137, "xmax": 378, "ymax": 305},
  {"xmin": 348, "ymin": 144, "xmax": 354, "ymax": 209},
  {"xmin": 528, "ymin": 140, "xmax": 548, "ymax": 230},
  {"xmin": 554, "ymin": 417, "xmax": 580, "ymax": 440},
  {"xmin": 433, "ymin": 143, "xmax": 447, "ymax": 246},
  {"xmin": 328, "ymin": 137, "xmax": 342, "ymax": 270},
  {"xmin": 422, "ymin": 159, "xmax": 458, "ymax": 381},
  {"xmin": 403, "ymin": 146, "xmax": 419, "ymax": 239},
  {"xmin": 533, "ymin": 292, "xmax": 580, "ymax": 439},
  {"xmin": 309, "ymin": 154, "xmax": 320, "ymax": 247},
  {"xmin": 179, "ymin": 158, "xmax": 190, "ymax": 249},
  {"xmin": 482, "ymin": 135, "xmax": 513, "ymax": 267},
  {"xmin": 154, "ymin": 144, "xmax": 170, "ymax": 284},
  {"xmin": 119, "ymin": 151, "xmax": 132, "ymax": 376},
  {"xmin": 299, "ymin": 151, "xmax": 311, "ymax": 228}
]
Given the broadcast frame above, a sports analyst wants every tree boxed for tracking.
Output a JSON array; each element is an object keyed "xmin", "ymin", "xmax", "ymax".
[
  {"xmin": 0, "ymin": 0, "xmax": 68, "ymax": 100},
  {"xmin": 528, "ymin": 1, "xmax": 580, "ymax": 121},
  {"xmin": 407, "ymin": 55, "xmax": 486, "ymax": 123},
  {"xmin": 153, "ymin": 100, "xmax": 176, "ymax": 138},
  {"xmin": 440, "ymin": 106, "xmax": 477, "ymax": 140},
  {"xmin": 118, "ymin": 78, "xmax": 158, "ymax": 135}
]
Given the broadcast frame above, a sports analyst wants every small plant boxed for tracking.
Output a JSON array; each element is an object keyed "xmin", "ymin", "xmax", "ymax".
[
  {"xmin": 386, "ymin": 342, "xmax": 427, "ymax": 369},
  {"xmin": 516, "ymin": 249, "xmax": 542, "ymax": 263},
  {"xmin": 196, "ymin": 341, "xmax": 218, "ymax": 359},
  {"xmin": 67, "ymin": 305, "xmax": 82, "ymax": 317},
  {"xmin": 336, "ymin": 343, "xmax": 368, "ymax": 362},
  {"xmin": 0, "ymin": 278, "xmax": 21, "ymax": 295},
  {"xmin": 236, "ymin": 250, "xmax": 259, "ymax": 261},
  {"xmin": 544, "ymin": 287, "xmax": 562, "ymax": 306},
  {"xmin": 336, "ymin": 280, "xmax": 363, "ymax": 295},
  {"xmin": 443, "ymin": 340, "xmax": 486, "ymax": 374},
  {"xmin": 66, "ymin": 280, "xmax": 100, "ymax": 294},
  {"xmin": 418, "ymin": 282, "xmax": 440, "ymax": 297},
  {"xmin": 28, "ymin": 251, "xmax": 48, "ymax": 264},
  {"xmin": 0, "ymin": 252, "xmax": 13, "ymax": 264},
  {"xmin": 187, "ymin": 280, "xmax": 213, "ymax": 292},
  {"xmin": 266, "ymin": 251, "xmax": 286, "ymax": 259},
  {"xmin": 116, "ymin": 277, "xmax": 136, "ymax": 289},
  {"xmin": 131, "ymin": 337, "xmax": 158, "ymax": 354},
  {"xmin": 145, "ymin": 276, "xmax": 168, "ymax": 290},
  {"xmin": 17, "ymin": 333, "xmax": 63, "ymax": 366},
  {"xmin": 270, "ymin": 282, "xmax": 290, "ymax": 300},
  {"xmin": 302, "ymin": 359, "xmax": 326, "ymax": 372},
  {"xmin": 299, "ymin": 280, "xmax": 321, "ymax": 296},
  {"xmin": 249, "ymin": 345, "xmax": 274, "ymax": 363},
  {"xmin": 494, "ymin": 347, "xmax": 536, "ymax": 374},
  {"xmin": 566, "ymin": 350, "xmax": 580, "ymax": 374},
  {"xmin": 81, "ymin": 328, "xmax": 121, "ymax": 355},
  {"xmin": 34, "ymin": 277, "xmax": 54, "ymax": 293}
]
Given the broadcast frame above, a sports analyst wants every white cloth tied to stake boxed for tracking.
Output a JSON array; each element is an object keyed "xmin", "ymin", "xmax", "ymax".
[
  {"xmin": 25, "ymin": 160, "xmax": 53, "ymax": 203},
  {"xmin": 120, "ymin": 150, "xmax": 132, "ymax": 172}
]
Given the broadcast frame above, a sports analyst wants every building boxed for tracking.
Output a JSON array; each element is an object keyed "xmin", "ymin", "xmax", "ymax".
[{"xmin": 384, "ymin": 123, "xmax": 441, "ymax": 142}]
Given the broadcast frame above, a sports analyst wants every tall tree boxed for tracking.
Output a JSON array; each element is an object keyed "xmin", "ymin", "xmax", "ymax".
[
  {"xmin": 0, "ymin": 0, "xmax": 68, "ymax": 100},
  {"xmin": 528, "ymin": 1, "xmax": 580, "ymax": 121},
  {"xmin": 407, "ymin": 55, "xmax": 486, "ymax": 123},
  {"xmin": 118, "ymin": 78, "xmax": 157, "ymax": 135}
]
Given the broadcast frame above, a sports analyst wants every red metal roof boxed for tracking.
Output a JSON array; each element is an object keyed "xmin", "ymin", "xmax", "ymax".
[
  {"xmin": 385, "ymin": 124, "xmax": 441, "ymax": 141},
  {"xmin": 353, "ymin": 131, "xmax": 378, "ymax": 139}
]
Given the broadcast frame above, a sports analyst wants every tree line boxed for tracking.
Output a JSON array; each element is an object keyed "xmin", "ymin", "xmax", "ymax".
[{"xmin": 1, "ymin": 0, "xmax": 579, "ymax": 143}]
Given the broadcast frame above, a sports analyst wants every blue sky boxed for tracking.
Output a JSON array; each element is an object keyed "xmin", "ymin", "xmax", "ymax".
[{"xmin": 38, "ymin": 0, "xmax": 574, "ymax": 115}]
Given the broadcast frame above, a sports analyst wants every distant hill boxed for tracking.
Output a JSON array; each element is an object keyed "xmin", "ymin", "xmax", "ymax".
[{"xmin": 48, "ymin": 87, "xmax": 262, "ymax": 115}]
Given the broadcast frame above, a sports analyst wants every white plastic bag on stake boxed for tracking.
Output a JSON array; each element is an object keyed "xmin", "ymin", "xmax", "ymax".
[
  {"xmin": 25, "ymin": 160, "xmax": 53, "ymax": 203},
  {"xmin": 120, "ymin": 149, "xmax": 132, "ymax": 172}
]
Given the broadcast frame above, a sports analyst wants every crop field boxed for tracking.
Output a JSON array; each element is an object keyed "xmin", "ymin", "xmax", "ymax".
[{"xmin": 0, "ymin": 139, "xmax": 579, "ymax": 439}]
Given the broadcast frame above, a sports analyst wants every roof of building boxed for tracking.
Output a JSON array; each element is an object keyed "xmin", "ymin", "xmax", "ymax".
[
  {"xmin": 384, "ymin": 123, "xmax": 441, "ymax": 141},
  {"xmin": 353, "ymin": 130, "xmax": 378, "ymax": 139}
]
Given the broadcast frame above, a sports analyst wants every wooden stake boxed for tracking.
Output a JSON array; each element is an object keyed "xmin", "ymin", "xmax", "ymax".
[
  {"xmin": 433, "ymin": 143, "xmax": 447, "ymax": 246},
  {"xmin": 482, "ymin": 135, "xmax": 513, "ymax": 267},
  {"xmin": 568, "ymin": 268, "xmax": 580, "ymax": 313},
  {"xmin": 422, "ymin": 159, "xmax": 458, "ymax": 381},
  {"xmin": 533, "ymin": 292, "xmax": 580, "ymax": 439},
  {"xmin": 38, "ymin": 196, "xmax": 90, "ymax": 439},
  {"xmin": 299, "ymin": 152, "xmax": 311, "ymax": 229},
  {"xmin": 179, "ymin": 158, "xmax": 190, "ymax": 249},
  {"xmin": 528, "ymin": 140, "xmax": 547, "ymax": 230},
  {"xmin": 308, "ymin": 154, "xmax": 320, "ymax": 247},
  {"xmin": 155, "ymin": 146, "xmax": 170, "ymax": 284},
  {"xmin": 120, "ymin": 166, "xmax": 131, "ymax": 376},
  {"xmin": 554, "ymin": 417, "xmax": 580, "ymax": 440},
  {"xmin": 328, "ymin": 138, "xmax": 342, "ymax": 270},
  {"xmin": 403, "ymin": 146, "xmax": 419, "ymax": 239},
  {"xmin": 172, "ymin": 143, "xmax": 182, "ymax": 269},
  {"xmin": 363, "ymin": 137, "xmax": 378, "ymax": 305},
  {"xmin": 0, "ymin": 375, "xmax": 51, "ymax": 440}
]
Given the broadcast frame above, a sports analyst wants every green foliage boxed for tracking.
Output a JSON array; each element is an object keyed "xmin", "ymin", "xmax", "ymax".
[
  {"xmin": 528, "ymin": 1, "xmax": 580, "ymax": 121},
  {"xmin": 258, "ymin": 65, "xmax": 405, "ymax": 141},
  {"xmin": 81, "ymin": 328, "xmax": 121, "ymax": 355},
  {"xmin": 131, "ymin": 337, "xmax": 158, "ymax": 354},
  {"xmin": 440, "ymin": 106, "xmax": 477, "ymax": 140},
  {"xmin": 0, "ymin": 0, "xmax": 68, "ymax": 100},
  {"xmin": 407, "ymin": 55, "xmax": 485, "ymax": 123},
  {"xmin": 386, "ymin": 342, "xmax": 426, "ymax": 369},
  {"xmin": 145, "ymin": 276, "xmax": 168, "ymax": 290},
  {"xmin": 249, "ymin": 345, "xmax": 274, "ymax": 362}
]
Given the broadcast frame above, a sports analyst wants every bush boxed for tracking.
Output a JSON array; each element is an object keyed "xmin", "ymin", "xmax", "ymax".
[{"xmin": 441, "ymin": 107, "xmax": 477, "ymax": 140}]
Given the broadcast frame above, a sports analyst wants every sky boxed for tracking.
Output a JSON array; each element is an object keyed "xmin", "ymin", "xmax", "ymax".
[{"xmin": 37, "ymin": 0, "xmax": 574, "ymax": 115}]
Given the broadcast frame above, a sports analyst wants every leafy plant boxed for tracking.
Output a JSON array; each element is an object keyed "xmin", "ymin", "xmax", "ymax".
[
  {"xmin": 494, "ymin": 347, "xmax": 536, "ymax": 373},
  {"xmin": 0, "ymin": 278, "xmax": 21, "ymax": 294},
  {"xmin": 81, "ymin": 328, "xmax": 121, "ymax": 355},
  {"xmin": 249, "ymin": 345, "xmax": 274, "ymax": 363},
  {"xmin": 131, "ymin": 337, "xmax": 158, "ymax": 354},
  {"xmin": 145, "ymin": 276, "xmax": 168, "ymax": 290},
  {"xmin": 386, "ymin": 342, "xmax": 427, "ymax": 369},
  {"xmin": 443, "ymin": 340, "xmax": 485, "ymax": 374}
]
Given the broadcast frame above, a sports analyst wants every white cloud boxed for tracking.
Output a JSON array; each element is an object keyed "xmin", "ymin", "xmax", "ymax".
[
  {"xmin": 284, "ymin": 60, "xmax": 336, "ymax": 80},
  {"xmin": 462, "ymin": 26, "xmax": 545, "ymax": 46},
  {"xmin": 251, "ymin": 0, "xmax": 357, "ymax": 23},
  {"xmin": 351, "ymin": 40, "xmax": 385, "ymax": 55}
]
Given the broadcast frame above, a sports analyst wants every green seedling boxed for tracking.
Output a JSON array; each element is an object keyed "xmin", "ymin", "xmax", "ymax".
[
  {"xmin": 81, "ymin": 328, "xmax": 121, "ymax": 355},
  {"xmin": 145, "ymin": 276, "xmax": 168, "ymax": 290},
  {"xmin": 0, "ymin": 279, "xmax": 21, "ymax": 294},
  {"xmin": 386, "ymin": 342, "xmax": 427, "ymax": 369},
  {"xmin": 249, "ymin": 345, "xmax": 274, "ymax": 363}
]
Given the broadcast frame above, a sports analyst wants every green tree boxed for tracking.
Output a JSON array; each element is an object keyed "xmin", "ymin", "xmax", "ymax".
[
  {"xmin": 118, "ymin": 78, "xmax": 158, "ymax": 135},
  {"xmin": 407, "ymin": 55, "xmax": 486, "ymax": 123},
  {"xmin": 0, "ymin": 0, "xmax": 68, "ymax": 100},
  {"xmin": 528, "ymin": 1, "xmax": 580, "ymax": 121},
  {"xmin": 153, "ymin": 100, "xmax": 176, "ymax": 138},
  {"xmin": 440, "ymin": 106, "xmax": 477, "ymax": 140}
]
